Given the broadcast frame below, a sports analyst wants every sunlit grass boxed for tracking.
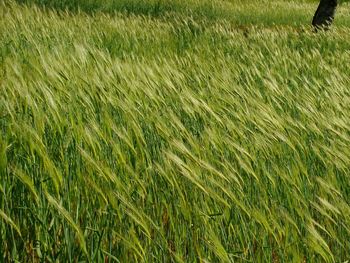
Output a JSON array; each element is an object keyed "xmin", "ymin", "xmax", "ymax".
[{"xmin": 1, "ymin": 0, "xmax": 350, "ymax": 262}]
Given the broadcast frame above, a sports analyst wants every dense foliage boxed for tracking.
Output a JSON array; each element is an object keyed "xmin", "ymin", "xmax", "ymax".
[{"xmin": 1, "ymin": 0, "xmax": 350, "ymax": 262}]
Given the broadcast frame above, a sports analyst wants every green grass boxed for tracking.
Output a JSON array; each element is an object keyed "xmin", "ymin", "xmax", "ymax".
[{"xmin": 1, "ymin": 0, "xmax": 350, "ymax": 262}]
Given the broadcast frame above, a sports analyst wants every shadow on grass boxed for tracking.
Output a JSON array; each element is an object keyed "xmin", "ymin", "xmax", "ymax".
[
  {"xmin": 13, "ymin": 0, "xmax": 231, "ymax": 21},
  {"xmin": 12, "ymin": 0, "xmax": 325, "ymax": 29}
]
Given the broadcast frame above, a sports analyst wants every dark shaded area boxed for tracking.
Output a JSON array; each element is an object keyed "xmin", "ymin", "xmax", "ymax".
[
  {"xmin": 13, "ymin": 0, "xmax": 327, "ymax": 29},
  {"xmin": 312, "ymin": 0, "xmax": 338, "ymax": 30},
  {"xmin": 14, "ymin": 0, "xmax": 225, "ymax": 21}
]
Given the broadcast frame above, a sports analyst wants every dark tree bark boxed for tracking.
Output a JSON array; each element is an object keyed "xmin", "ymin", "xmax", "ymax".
[{"xmin": 312, "ymin": 0, "xmax": 338, "ymax": 30}]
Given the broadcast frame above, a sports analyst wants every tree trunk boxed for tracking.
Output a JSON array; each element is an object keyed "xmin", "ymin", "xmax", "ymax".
[{"xmin": 312, "ymin": 0, "xmax": 338, "ymax": 29}]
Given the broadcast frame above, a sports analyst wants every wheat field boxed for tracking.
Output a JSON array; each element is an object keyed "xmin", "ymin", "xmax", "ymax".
[{"xmin": 1, "ymin": 0, "xmax": 350, "ymax": 262}]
